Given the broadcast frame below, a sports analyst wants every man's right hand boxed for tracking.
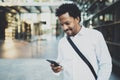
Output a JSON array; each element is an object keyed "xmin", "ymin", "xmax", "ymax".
[{"xmin": 50, "ymin": 63, "xmax": 63, "ymax": 73}]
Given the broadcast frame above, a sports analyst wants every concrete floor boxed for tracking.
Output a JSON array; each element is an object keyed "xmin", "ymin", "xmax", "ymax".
[
  {"xmin": 0, "ymin": 59, "xmax": 62, "ymax": 80},
  {"xmin": 0, "ymin": 34, "xmax": 120, "ymax": 80}
]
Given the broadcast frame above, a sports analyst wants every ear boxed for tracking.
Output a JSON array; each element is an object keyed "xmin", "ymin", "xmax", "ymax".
[{"xmin": 75, "ymin": 17, "xmax": 80, "ymax": 23}]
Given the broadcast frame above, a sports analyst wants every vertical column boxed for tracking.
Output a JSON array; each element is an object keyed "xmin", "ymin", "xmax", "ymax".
[{"xmin": 0, "ymin": 11, "xmax": 7, "ymax": 40}]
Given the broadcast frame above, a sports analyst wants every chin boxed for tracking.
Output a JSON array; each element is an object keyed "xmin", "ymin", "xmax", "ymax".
[
  {"xmin": 67, "ymin": 34, "xmax": 74, "ymax": 37},
  {"xmin": 66, "ymin": 32, "xmax": 74, "ymax": 36}
]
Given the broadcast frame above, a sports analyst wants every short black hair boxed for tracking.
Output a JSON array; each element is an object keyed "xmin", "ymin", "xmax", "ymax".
[{"xmin": 56, "ymin": 3, "xmax": 81, "ymax": 20}]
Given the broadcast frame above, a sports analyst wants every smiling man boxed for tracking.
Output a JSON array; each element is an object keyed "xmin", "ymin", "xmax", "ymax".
[{"xmin": 50, "ymin": 3, "xmax": 112, "ymax": 80}]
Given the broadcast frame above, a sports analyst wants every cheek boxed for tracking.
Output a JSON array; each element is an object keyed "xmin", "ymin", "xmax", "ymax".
[
  {"xmin": 72, "ymin": 25, "xmax": 77, "ymax": 32},
  {"xmin": 69, "ymin": 23, "xmax": 75, "ymax": 28}
]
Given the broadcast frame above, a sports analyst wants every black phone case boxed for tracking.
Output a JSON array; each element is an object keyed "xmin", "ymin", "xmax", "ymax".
[{"xmin": 46, "ymin": 59, "xmax": 60, "ymax": 67}]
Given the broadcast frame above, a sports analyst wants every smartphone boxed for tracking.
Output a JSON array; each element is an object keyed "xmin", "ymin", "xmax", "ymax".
[{"xmin": 46, "ymin": 59, "xmax": 60, "ymax": 67}]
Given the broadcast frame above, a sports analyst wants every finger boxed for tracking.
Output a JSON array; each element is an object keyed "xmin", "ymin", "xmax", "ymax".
[
  {"xmin": 53, "ymin": 68, "xmax": 61, "ymax": 73},
  {"xmin": 52, "ymin": 66, "xmax": 59, "ymax": 70},
  {"xmin": 50, "ymin": 64, "xmax": 54, "ymax": 66},
  {"xmin": 53, "ymin": 66, "xmax": 62, "ymax": 71},
  {"xmin": 56, "ymin": 66, "xmax": 63, "ymax": 72}
]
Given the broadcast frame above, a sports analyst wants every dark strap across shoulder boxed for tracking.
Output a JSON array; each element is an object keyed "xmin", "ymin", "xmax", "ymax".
[{"xmin": 67, "ymin": 36, "xmax": 97, "ymax": 80}]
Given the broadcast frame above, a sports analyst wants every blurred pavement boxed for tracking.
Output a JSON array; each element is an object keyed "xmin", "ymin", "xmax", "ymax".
[{"xmin": 0, "ymin": 34, "xmax": 120, "ymax": 80}]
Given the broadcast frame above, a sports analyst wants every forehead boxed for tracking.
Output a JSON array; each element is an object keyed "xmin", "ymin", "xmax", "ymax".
[{"xmin": 58, "ymin": 12, "xmax": 74, "ymax": 22}]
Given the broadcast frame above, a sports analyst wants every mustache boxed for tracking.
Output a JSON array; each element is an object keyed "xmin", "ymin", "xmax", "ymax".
[
  {"xmin": 64, "ymin": 29, "xmax": 71, "ymax": 32},
  {"xmin": 64, "ymin": 28, "xmax": 73, "ymax": 32}
]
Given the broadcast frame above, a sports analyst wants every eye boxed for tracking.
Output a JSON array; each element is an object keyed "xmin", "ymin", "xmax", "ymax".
[
  {"xmin": 60, "ymin": 22, "xmax": 70, "ymax": 26},
  {"xmin": 65, "ymin": 22, "xmax": 70, "ymax": 25},
  {"xmin": 60, "ymin": 23, "xmax": 63, "ymax": 26}
]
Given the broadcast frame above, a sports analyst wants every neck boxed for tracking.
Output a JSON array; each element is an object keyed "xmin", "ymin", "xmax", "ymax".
[
  {"xmin": 78, "ymin": 25, "xmax": 82, "ymax": 32},
  {"xmin": 76, "ymin": 24, "xmax": 82, "ymax": 34},
  {"xmin": 72, "ymin": 24, "xmax": 82, "ymax": 37}
]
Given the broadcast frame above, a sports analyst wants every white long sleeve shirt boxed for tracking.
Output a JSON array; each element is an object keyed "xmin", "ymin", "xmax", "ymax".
[{"xmin": 56, "ymin": 27, "xmax": 112, "ymax": 80}]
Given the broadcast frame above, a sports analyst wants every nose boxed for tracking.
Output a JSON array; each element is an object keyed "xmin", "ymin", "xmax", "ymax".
[{"xmin": 62, "ymin": 24, "xmax": 68, "ymax": 31}]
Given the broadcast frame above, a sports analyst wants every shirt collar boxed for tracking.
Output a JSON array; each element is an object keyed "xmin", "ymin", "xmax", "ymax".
[
  {"xmin": 65, "ymin": 25, "xmax": 86, "ymax": 38},
  {"xmin": 74, "ymin": 26, "xmax": 86, "ymax": 37}
]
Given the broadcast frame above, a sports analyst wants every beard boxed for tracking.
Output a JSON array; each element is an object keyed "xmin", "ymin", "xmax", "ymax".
[{"xmin": 64, "ymin": 26, "xmax": 75, "ymax": 36}]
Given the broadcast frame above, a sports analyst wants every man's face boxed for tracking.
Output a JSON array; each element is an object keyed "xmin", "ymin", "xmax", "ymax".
[{"xmin": 58, "ymin": 12, "xmax": 80, "ymax": 36}]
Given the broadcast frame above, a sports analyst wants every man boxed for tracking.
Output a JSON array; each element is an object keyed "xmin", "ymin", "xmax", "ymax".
[{"xmin": 50, "ymin": 3, "xmax": 112, "ymax": 80}]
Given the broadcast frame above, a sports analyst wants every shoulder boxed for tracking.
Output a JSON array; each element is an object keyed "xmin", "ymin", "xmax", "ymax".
[
  {"xmin": 83, "ymin": 28, "xmax": 105, "ymax": 42},
  {"xmin": 58, "ymin": 36, "xmax": 67, "ymax": 46},
  {"xmin": 59, "ymin": 36, "xmax": 67, "ymax": 44},
  {"xmin": 58, "ymin": 36, "xmax": 71, "ymax": 50},
  {"xmin": 85, "ymin": 28, "xmax": 103, "ymax": 37}
]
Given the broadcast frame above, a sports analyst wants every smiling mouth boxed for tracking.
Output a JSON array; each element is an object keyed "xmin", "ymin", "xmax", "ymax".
[
  {"xmin": 65, "ymin": 29, "xmax": 72, "ymax": 32},
  {"xmin": 65, "ymin": 30, "xmax": 70, "ymax": 33}
]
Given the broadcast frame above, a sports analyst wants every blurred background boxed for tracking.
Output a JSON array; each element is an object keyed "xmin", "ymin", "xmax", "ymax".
[{"xmin": 0, "ymin": 0, "xmax": 120, "ymax": 80}]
